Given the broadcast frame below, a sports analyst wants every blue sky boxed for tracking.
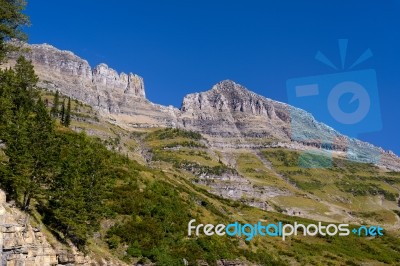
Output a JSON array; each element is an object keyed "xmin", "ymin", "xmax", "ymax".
[{"xmin": 25, "ymin": 1, "xmax": 400, "ymax": 155}]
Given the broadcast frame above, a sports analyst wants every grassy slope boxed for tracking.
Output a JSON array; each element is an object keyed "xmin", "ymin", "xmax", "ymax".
[
  {"xmin": 129, "ymin": 128, "xmax": 400, "ymax": 265},
  {"xmin": 262, "ymin": 149, "xmax": 400, "ymax": 227},
  {"xmin": 37, "ymin": 91, "xmax": 400, "ymax": 265}
]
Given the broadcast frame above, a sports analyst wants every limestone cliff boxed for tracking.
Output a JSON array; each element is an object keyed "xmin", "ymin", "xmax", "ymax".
[
  {"xmin": 5, "ymin": 42, "xmax": 400, "ymax": 171},
  {"xmin": 6, "ymin": 42, "xmax": 182, "ymax": 128},
  {"xmin": 180, "ymin": 80, "xmax": 291, "ymax": 139},
  {"xmin": 8, "ymin": 42, "xmax": 145, "ymax": 114}
]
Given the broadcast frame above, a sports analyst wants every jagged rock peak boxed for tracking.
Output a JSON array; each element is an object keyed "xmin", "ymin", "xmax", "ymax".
[
  {"xmin": 210, "ymin": 80, "xmax": 277, "ymax": 104},
  {"xmin": 7, "ymin": 42, "xmax": 146, "ymax": 113},
  {"xmin": 212, "ymin": 79, "xmax": 246, "ymax": 91},
  {"xmin": 91, "ymin": 63, "xmax": 145, "ymax": 98},
  {"xmin": 182, "ymin": 80, "xmax": 283, "ymax": 116}
]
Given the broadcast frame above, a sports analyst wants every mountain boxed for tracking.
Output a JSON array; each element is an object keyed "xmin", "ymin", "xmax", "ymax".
[
  {"xmin": 6, "ymin": 42, "xmax": 400, "ymax": 171},
  {"xmin": 2, "ymin": 42, "xmax": 400, "ymax": 266}
]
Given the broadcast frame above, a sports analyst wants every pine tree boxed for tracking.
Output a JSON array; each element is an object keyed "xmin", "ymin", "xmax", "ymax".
[
  {"xmin": 13, "ymin": 56, "xmax": 39, "ymax": 110},
  {"xmin": 49, "ymin": 133, "xmax": 109, "ymax": 247},
  {"xmin": 2, "ymin": 58, "xmax": 56, "ymax": 210},
  {"xmin": 0, "ymin": 0, "xmax": 29, "ymax": 63},
  {"xmin": 64, "ymin": 97, "xmax": 71, "ymax": 127},
  {"xmin": 14, "ymin": 56, "xmax": 38, "ymax": 89},
  {"xmin": 20, "ymin": 98, "xmax": 55, "ymax": 210},
  {"xmin": 51, "ymin": 90, "xmax": 60, "ymax": 118},
  {"xmin": 60, "ymin": 99, "xmax": 65, "ymax": 125},
  {"xmin": 0, "ymin": 68, "xmax": 15, "ymax": 139}
]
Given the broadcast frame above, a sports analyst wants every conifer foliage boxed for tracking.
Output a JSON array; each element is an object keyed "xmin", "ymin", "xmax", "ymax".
[
  {"xmin": 50, "ymin": 90, "xmax": 59, "ymax": 117},
  {"xmin": 0, "ymin": 0, "xmax": 29, "ymax": 62},
  {"xmin": 0, "ymin": 1, "xmax": 106, "ymax": 246},
  {"xmin": 0, "ymin": 57, "xmax": 111, "ymax": 245}
]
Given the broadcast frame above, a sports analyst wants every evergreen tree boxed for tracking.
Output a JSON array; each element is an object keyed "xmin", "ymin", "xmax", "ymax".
[
  {"xmin": 60, "ymin": 99, "xmax": 65, "ymax": 124},
  {"xmin": 48, "ymin": 133, "xmax": 109, "ymax": 247},
  {"xmin": 0, "ymin": 0, "xmax": 108, "ymax": 250},
  {"xmin": 51, "ymin": 90, "xmax": 59, "ymax": 118},
  {"xmin": 0, "ymin": 68, "xmax": 15, "ymax": 139},
  {"xmin": 6, "ymin": 99, "xmax": 55, "ymax": 209},
  {"xmin": 0, "ymin": 0, "xmax": 29, "ymax": 62},
  {"xmin": 2, "ymin": 57, "xmax": 55, "ymax": 210},
  {"xmin": 4, "ymin": 107, "xmax": 32, "ymax": 200},
  {"xmin": 13, "ymin": 56, "xmax": 38, "ymax": 110},
  {"xmin": 64, "ymin": 97, "xmax": 71, "ymax": 127}
]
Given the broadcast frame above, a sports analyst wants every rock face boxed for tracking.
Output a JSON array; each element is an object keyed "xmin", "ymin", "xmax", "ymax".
[
  {"xmin": 0, "ymin": 190, "xmax": 57, "ymax": 266},
  {"xmin": 180, "ymin": 80, "xmax": 344, "ymax": 144},
  {"xmin": 180, "ymin": 80, "xmax": 291, "ymax": 139},
  {"xmin": 6, "ymin": 42, "xmax": 400, "ymax": 171},
  {"xmin": 7, "ymin": 42, "xmax": 181, "ymax": 128},
  {"xmin": 9, "ymin": 43, "xmax": 145, "ymax": 114},
  {"xmin": 196, "ymin": 171, "xmax": 290, "ymax": 211}
]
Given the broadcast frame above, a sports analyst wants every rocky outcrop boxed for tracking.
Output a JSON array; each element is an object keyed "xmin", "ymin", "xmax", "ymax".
[
  {"xmin": 0, "ymin": 190, "xmax": 58, "ymax": 266},
  {"xmin": 195, "ymin": 172, "xmax": 289, "ymax": 211}
]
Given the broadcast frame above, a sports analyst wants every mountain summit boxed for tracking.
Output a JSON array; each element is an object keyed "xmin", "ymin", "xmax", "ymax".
[{"xmin": 5, "ymin": 42, "xmax": 400, "ymax": 171}]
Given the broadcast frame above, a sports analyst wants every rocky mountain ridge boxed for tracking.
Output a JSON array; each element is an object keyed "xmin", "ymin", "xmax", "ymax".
[
  {"xmin": 9, "ymin": 42, "xmax": 145, "ymax": 113},
  {"xmin": 5, "ymin": 42, "xmax": 400, "ymax": 171}
]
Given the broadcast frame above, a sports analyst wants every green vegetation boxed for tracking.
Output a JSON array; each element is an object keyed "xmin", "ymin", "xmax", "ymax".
[
  {"xmin": 49, "ymin": 90, "xmax": 71, "ymax": 127},
  {"xmin": 162, "ymin": 140, "xmax": 206, "ymax": 149},
  {"xmin": 62, "ymin": 96, "xmax": 71, "ymax": 126},
  {"xmin": 50, "ymin": 90, "xmax": 59, "ymax": 117},
  {"xmin": 1, "ymin": 2, "xmax": 400, "ymax": 265},
  {"xmin": 262, "ymin": 148, "xmax": 400, "ymax": 221},
  {"xmin": 146, "ymin": 128, "xmax": 202, "ymax": 141},
  {"xmin": 146, "ymin": 128, "xmax": 222, "ymax": 171},
  {"xmin": 0, "ymin": 56, "xmax": 52, "ymax": 210},
  {"xmin": 106, "ymin": 180, "xmax": 264, "ymax": 265},
  {"xmin": 336, "ymin": 175, "xmax": 398, "ymax": 201},
  {"xmin": 235, "ymin": 152, "xmax": 295, "ymax": 191}
]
